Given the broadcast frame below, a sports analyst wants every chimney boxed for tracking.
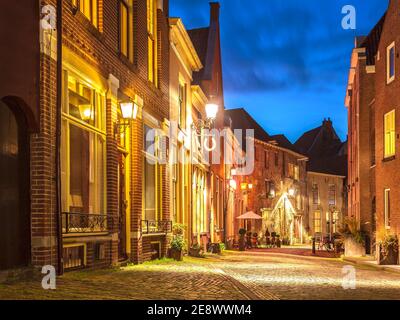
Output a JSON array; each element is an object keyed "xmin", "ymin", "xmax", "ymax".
[{"xmin": 210, "ymin": 2, "xmax": 220, "ymax": 22}]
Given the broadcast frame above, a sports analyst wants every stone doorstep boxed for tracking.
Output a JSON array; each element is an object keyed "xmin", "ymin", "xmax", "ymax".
[{"xmin": 342, "ymin": 256, "xmax": 400, "ymax": 274}]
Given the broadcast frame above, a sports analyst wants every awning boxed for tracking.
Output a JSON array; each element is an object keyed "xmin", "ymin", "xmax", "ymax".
[{"xmin": 236, "ymin": 211, "xmax": 263, "ymax": 220}]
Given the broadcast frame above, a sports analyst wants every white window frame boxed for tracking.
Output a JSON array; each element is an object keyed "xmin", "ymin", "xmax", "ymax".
[
  {"xmin": 387, "ymin": 42, "xmax": 395, "ymax": 84},
  {"xmin": 61, "ymin": 69, "xmax": 107, "ymax": 220},
  {"xmin": 384, "ymin": 109, "xmax": 396, "ymax": 159}
]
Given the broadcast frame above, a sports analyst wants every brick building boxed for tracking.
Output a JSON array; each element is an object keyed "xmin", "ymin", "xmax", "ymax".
[
  {"xmin": 188, "ymin": 2, "xmax": 226, "ymax": 244},
  {"xmin": 226, "ymin": 109, "xmax": 308, "ymax": 245},
  {"xmin": 168, "ymin": 17, "xmax": 212, "ymax": 249},
  {"xmin": 346, "ymin": 0, "xmax": 400, "ymax": 258},
  {"xmin": 0, "ymin": 1, "xmax": 40, "ymax": 271},
  {"xmin": 295, "ymin": 119, "xmax": 347, "ymax": 240},
  {"xmin": 1, "ymin": 0, "xmax": 172, "ymax": 273}
]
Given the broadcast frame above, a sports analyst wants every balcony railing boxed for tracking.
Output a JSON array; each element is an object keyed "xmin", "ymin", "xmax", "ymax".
[
  {"xmin": 62, "ymin": 212, "xmax": 109, "ymax": 234},
  {"xmin": 141, "ymin": 220, "xmax": 172, "ymax": 235}
]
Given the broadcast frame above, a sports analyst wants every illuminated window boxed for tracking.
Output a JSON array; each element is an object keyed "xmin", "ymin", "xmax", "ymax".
[
  {"xmin": 314, "ymin": 211, "xmax": 322, "ymax": 233},
  {"xmin": 147, "ymin": 0, "xmax": 158, "ymax": 86},
  {"xmin": 73, "ymin": 0, "xmax": 98, "ymax": 28},
  {"xmin": 119, "ymin": 0, "xmax": 131, "ymax": 60},
  {"xmin": 178, "ymin": 82, "xmax": 186, "ymax": 129},
  {"xmin": 143, "ymin": 125, "xmax": 161, "ymax": 223},
  {"xmin": 61, "ymin": 70, "xmax": 105, "ymax": 218},
  {"xmin": 387, "ymin": 42, "xmax": 395, "ymax": 83},
  {"xmin": 385, "ymin": 189, "xmax": 391, "ymax": 229},
  {"xmin": 294, "ymin": 165, "xmax": 299, "ymax": 181},
  {"xmin": 384, "ymin": 110, "xmax": 396, "ymax": 158}
]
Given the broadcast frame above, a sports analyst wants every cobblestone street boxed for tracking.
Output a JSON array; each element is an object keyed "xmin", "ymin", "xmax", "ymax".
[{"xmin": 1, "ymin": 251, "xmax": 400, "ymax": 300}]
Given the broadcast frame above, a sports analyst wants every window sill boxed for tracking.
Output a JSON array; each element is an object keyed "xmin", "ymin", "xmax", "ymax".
[
  {"xmin": 73, "ymin": 11, "xmax": 104, "ymax": 42},
  {"xmin": 118, "ymin": 53, "xmax": 138, "ymax": 73},
  {"xmin": 386, "ymin": 77, "xmax": 395, "ymax": 85},
  {"xmin": 383, "ymin": 155, "xmax": 396, "ymax": 163}
]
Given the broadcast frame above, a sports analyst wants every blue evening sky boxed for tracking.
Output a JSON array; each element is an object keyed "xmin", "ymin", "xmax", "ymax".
[{"xmin": 170, "ymin": 0, "xmax": 388, "ymax": 142}]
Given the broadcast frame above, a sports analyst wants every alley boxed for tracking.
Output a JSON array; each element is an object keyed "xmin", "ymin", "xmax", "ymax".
[{"xmin": 1, "ymin": 251, "xmax": 400, "ymax": 300}]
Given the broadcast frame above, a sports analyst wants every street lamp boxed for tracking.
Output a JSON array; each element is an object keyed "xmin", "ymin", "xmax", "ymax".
[
  {"xmin": 114, "ymin": 101, "xmax": 138, "ymax": 136},
  {"xmin": 205, "ymin": 103, "xmax": 219, "ymax": 120}
]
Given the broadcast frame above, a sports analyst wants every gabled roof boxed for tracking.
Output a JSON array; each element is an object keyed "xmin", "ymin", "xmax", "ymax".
[
  {"xmin": 169, "ymin": 18, "xmax": 203, "ymax": 71},
  {"xmin": 225, "ymin": 108, "xmax": 271, "ymax": 142},
  {"xmin": 307, "ymin": 155, "xmax": 347, "ymax": 177},
  {"xmin": 269, "ymin": 134, "xmax": 298, "ymax": 153},
  {"xmin": 294, "ymin": 126, "xmax": 322, "ymax": 155},
  {"xmin": 187, "ymin": 27, "xmax": 209, "ymax": 83},
  {"xmin": 295, "ymin": 119, "xmax": 347, "ymax": 176}
]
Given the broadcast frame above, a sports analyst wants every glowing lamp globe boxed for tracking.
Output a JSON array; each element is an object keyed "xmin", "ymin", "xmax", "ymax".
[
  {"xmin": 205, "ymin": 103, "xmax": 218, "ymax": 120},
  {"xmin": 120, "ymin": 102, "xmax": 138, "ymax": 120}
]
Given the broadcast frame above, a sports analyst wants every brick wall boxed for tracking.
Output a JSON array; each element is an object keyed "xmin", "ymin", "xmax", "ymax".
[
  {"xmin": 29, "ymin": 0, "xmax": 171, "ymax": 270},
  {"xmin": 374, "ymin": 0, "xmax": 400, "ymax": 236}
]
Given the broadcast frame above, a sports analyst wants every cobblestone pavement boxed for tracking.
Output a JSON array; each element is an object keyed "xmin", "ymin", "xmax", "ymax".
[{"xmin": 1, "ymin": 251, "xmax": 400, "ymax": 300}]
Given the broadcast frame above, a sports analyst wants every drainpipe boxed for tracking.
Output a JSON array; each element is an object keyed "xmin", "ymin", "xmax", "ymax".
[{"xmin": 55, "ymin": 0, "xmax": 63, "ymax": 275}]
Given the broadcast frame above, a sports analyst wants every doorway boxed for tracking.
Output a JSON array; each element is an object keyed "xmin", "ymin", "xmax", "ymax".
[
  {"xmin": 118, "ymin": 153, "xmax": 128, "ymax": 261},
  {"xmin": 0, "ymin": 101, "xmax": 30, "ymax": 270}
]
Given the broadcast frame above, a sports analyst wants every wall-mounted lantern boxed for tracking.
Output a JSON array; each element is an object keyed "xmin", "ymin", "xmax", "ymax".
[{"xmin": 114, "ymin": 101, "xmax": 138, "ymax": 137}]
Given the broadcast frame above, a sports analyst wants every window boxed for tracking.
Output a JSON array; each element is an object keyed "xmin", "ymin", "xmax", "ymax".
[
  {"xmin": 274, "ymin": 152, "xmax": 279, "ymax": 166},
  {"xmin": 265, "ymin": 180, "xmax": 275, "ymax": 198},
  {"xmin": 72, "ymin": 0, "xmax": 98, "ymax": 28},
  {"xmin": 384, "ymin": 110, "xmax": 396, "ymax": 158},
  {"xmin": 119, "ymin": 0, "xmax": 133, "ymax": 62},
  {"xmin": 387, "ymin": 42, "xmax": 395, "ymax": 83},
  {"xmin": 254, "ymin": 146, "xmax": 258, "ymax": 161},
  {"xmin": 312, "ymin": 184, "xmax": 319, "ymax": 205},
  {"xmin": 294, "ymin": 165, "xmax": 300, "ymax": 181},
  {"xmin": 147, "ymin": 0, "xmax": 158, "ymax": 85},
  {"xmin": 178, "ymin": 82, "xmax": 186, "ymax": 129},
  {"xmin": 328, "ymin": 185, "xmax": 336, "ymax": 206},
  {"xmin": 143, "ymin": 125, "xmax": 161, "ymax": 222},
  {"xmin": 61, "ymin": 71, "xmax": 106, "ymax": 216},
  {"xmin": 264, "ymin": 151, "xmax": 269, "ymax": 169},
  {"xmin": 385, "ymin": 189, "xmax": 391, "ymax": 229},
  {"xmin": 314, "ymin": 211, "xmax": 322, "ymax": 233}
]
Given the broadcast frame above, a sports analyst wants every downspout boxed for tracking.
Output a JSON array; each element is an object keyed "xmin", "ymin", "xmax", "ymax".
[{"xmin": 55, "ymin": 0, "xmax": 63, "ymax": 275}]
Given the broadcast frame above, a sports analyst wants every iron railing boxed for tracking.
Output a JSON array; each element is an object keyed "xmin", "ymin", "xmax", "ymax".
[
  {"xmin": 141, "ymin": 220, "xmax": 172, "ymax": 234},
  {"xmin": 62, "ymin": 212, "xmax": 109, "ymax": 234}
]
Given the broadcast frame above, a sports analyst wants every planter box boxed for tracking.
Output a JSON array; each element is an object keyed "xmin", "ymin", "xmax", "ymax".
[
  {"xmin": 169, "ymin": 248, "xmax": 183, "ymax": 261},
  {"xmin": 344, "ymin": 238, "xmax": 366, "ymax": 257},
  {"xmin": 378, "ymin": 244, "xmax": 399, "ymax": 266}
]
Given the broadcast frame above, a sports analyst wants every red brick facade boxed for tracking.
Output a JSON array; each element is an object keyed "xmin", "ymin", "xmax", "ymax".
[{"xmin": 346, "ymin": 0, "xmax": 400, "ymax": 257}]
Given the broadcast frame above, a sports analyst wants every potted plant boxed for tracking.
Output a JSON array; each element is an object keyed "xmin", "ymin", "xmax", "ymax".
[
  {"xmin": 170, "ymin": 236, "xmax": 186, "ymax": 261},
  {"xmin": 276, "ymin": 235, "xmax": 281, "ymax": 248},
  {"xmin": 189, "ymin": 243, "xmax": 202, "ymax": 258},
  {"xmin": 340, "ymin": 217, "xmax": 366, "ymax": 257},
  {"xmin": 377, "ymin": 232, "xmax": 399, "ymax": 265},
  {"xmin": 239, "ymin": 228, "xmax": 247, "ymax": 251},
  {"xmin": 169, "ymin": 223, "xmax": 187, "ymax": 261}
]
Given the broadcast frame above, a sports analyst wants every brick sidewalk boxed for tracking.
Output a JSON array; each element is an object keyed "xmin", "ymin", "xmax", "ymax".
[{"xmin": 1, "ymin": 251, "xmax": 400, "ymax": 300}]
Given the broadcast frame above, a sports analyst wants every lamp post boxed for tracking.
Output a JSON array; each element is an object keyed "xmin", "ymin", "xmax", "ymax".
[{"xmin": 114, "ymin": 100, "xmax": 138, "ymax": 137}]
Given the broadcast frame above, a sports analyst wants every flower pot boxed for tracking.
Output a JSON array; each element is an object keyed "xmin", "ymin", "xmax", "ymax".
[
  {"xmin": 169, "ymin": 248, "xmax": 183, "ymax": 261},
  {"xmin": 378, "ymin": 244, "xmax": 399, "ymax": 265},
  {"xmin": 239, "ymin": 237, "xmax": 246, "ymax": 251},
  {"xmin": 344, "ymin": 237, "xmax": 366, "ymax": 257},
  {"xmin": 189, "ymin": 248, "xmax": 201, "ymax": 258}
]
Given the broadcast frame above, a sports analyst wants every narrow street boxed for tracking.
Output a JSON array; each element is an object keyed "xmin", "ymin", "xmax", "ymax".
[{"xmin": 1, "ymin": 251, "xmax": 400, "ymax": 300}]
